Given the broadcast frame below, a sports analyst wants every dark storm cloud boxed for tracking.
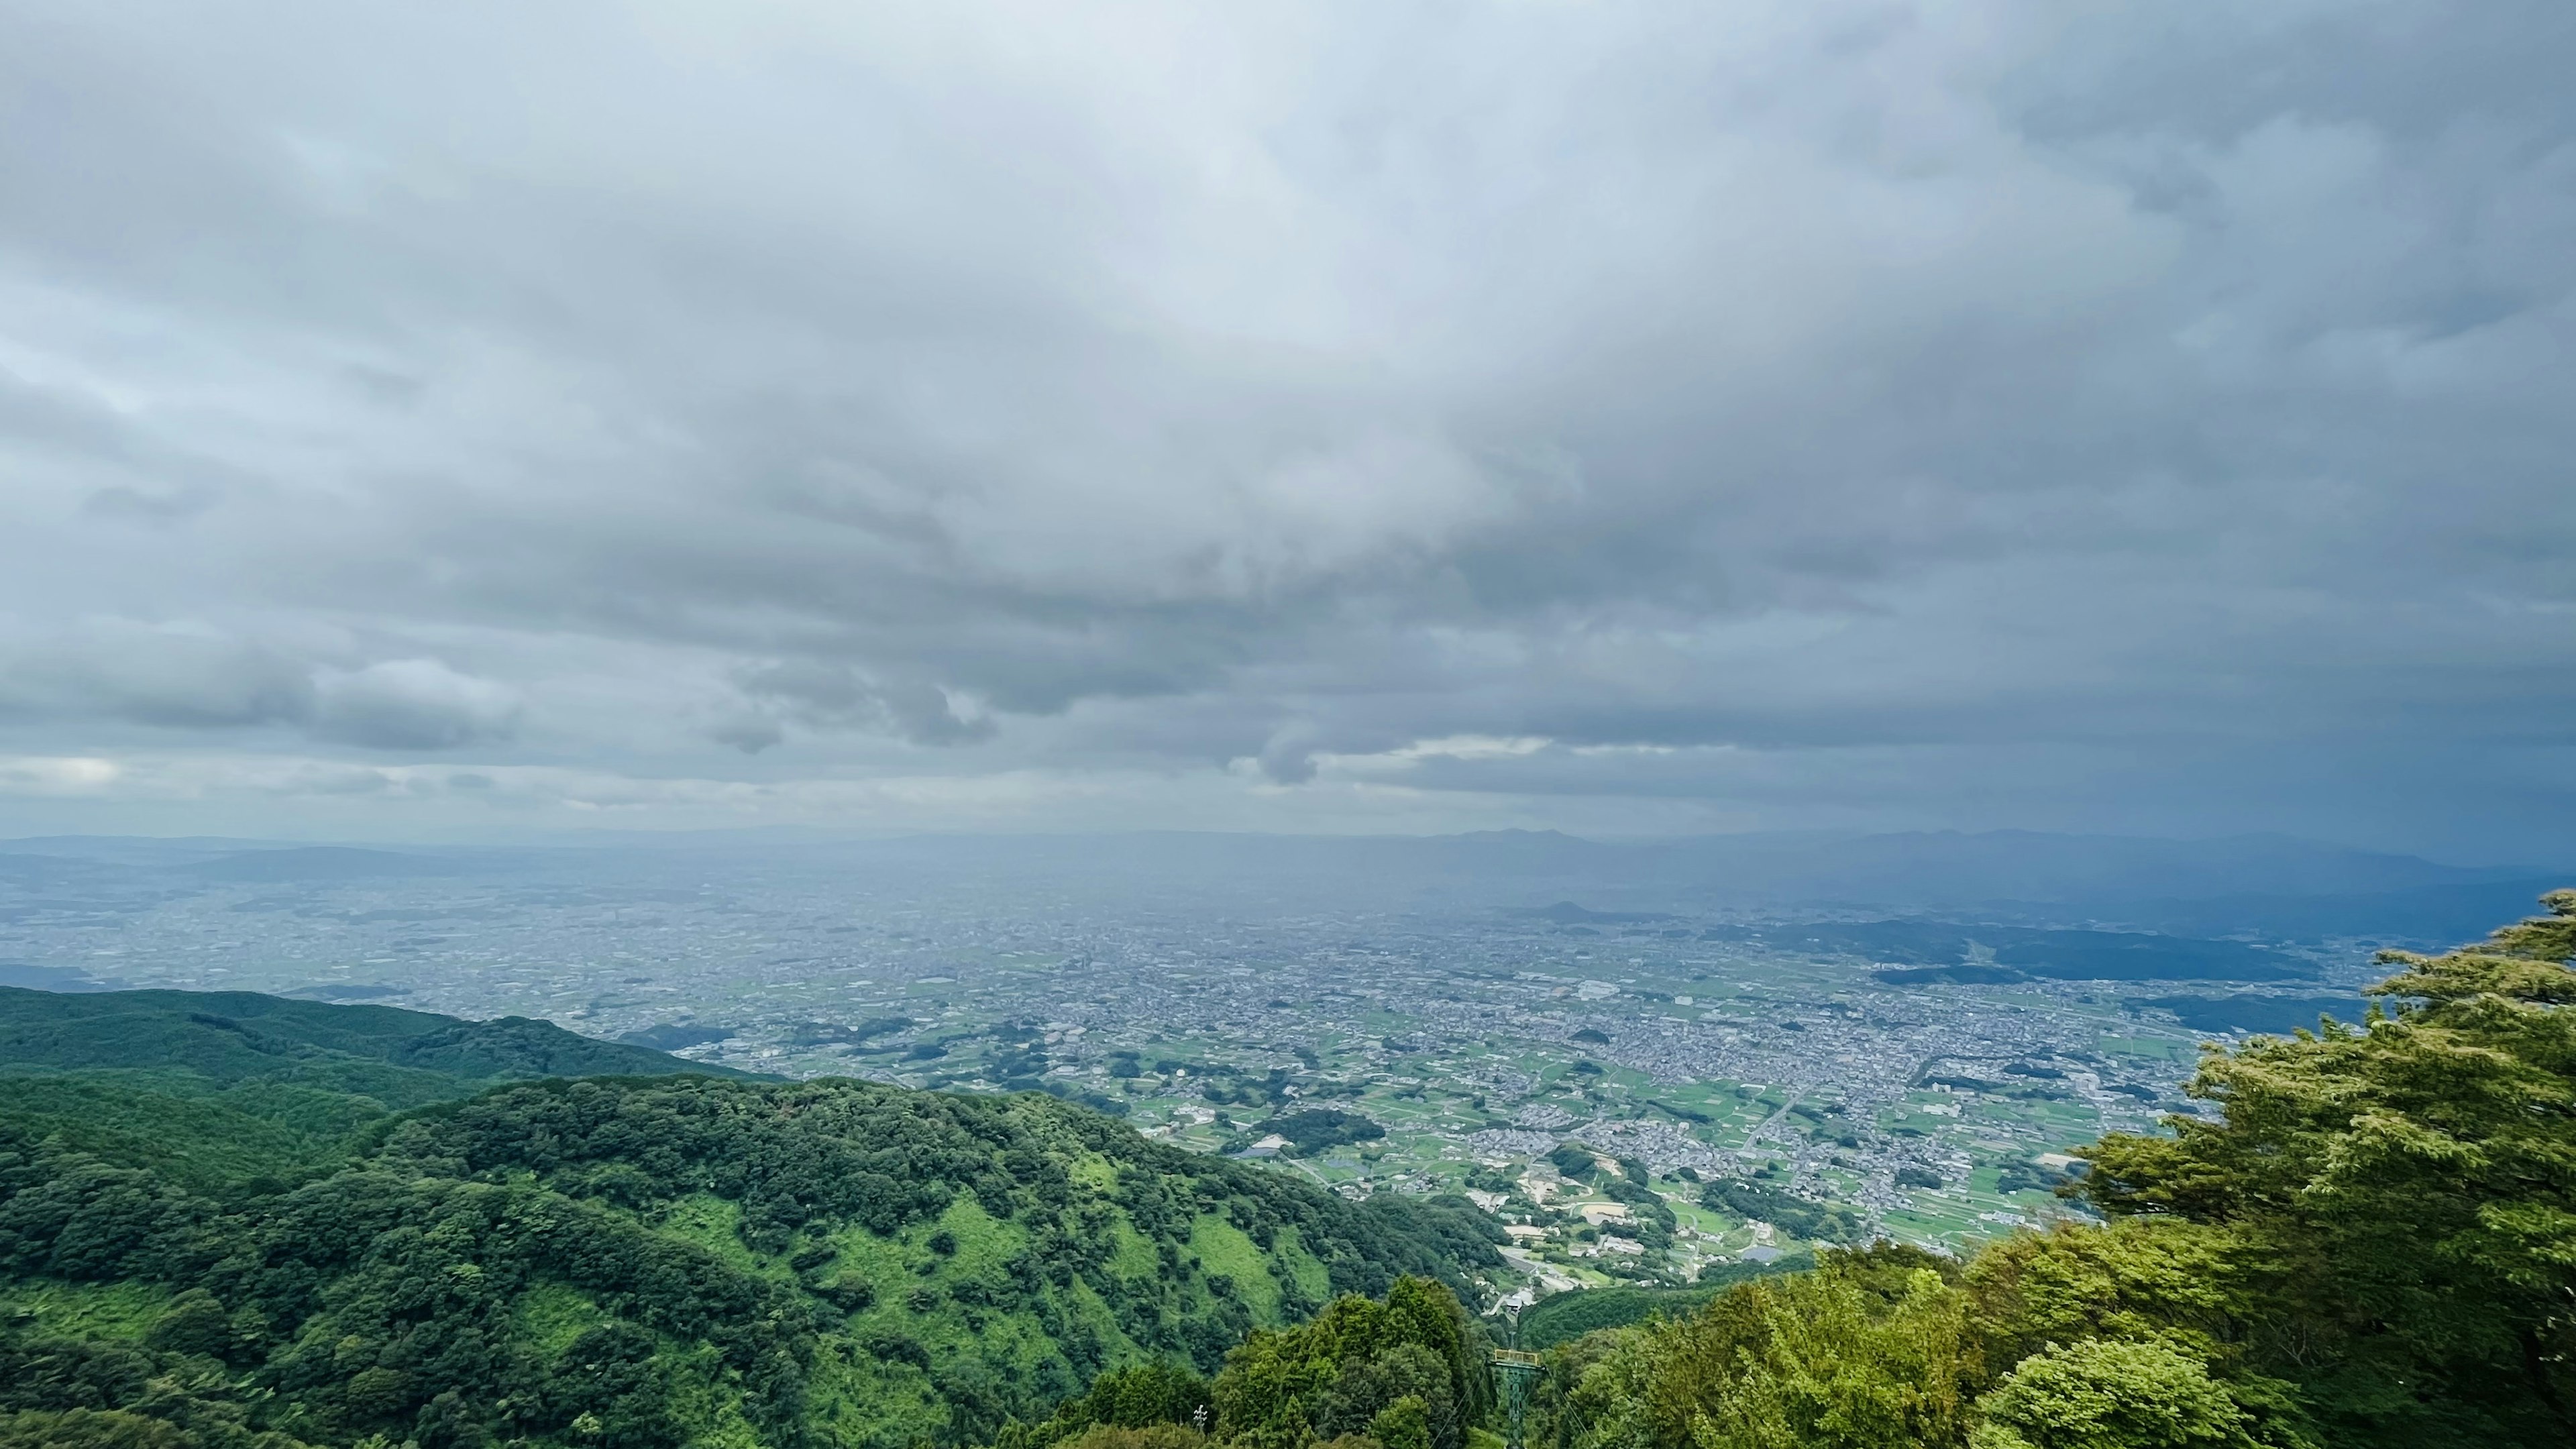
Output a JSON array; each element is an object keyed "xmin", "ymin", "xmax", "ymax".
[{"xmin": 0, "ymin": 0, "xmax": 2570, "ymax": 851}]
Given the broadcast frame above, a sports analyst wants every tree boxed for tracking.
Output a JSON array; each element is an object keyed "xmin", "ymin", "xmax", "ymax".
[
  {"xmin": 1532, "ymin": 1250, "xmax": 1979, "ymax": 1449},
  {"xmin": 0, "ymin": 1409, "xmax": 198, "ymax": 1449},
  {"xmin": 1214, "ymin": 1279, "xmax": 1483, "ymax": 1449},
  {"xmin": 2079, "ymin": 890, "xmax": 2576, "ymax": 1444},
  {"xmin": 1968, "ymin": 1340, "xmax": 2259, "ymax": 1449}
]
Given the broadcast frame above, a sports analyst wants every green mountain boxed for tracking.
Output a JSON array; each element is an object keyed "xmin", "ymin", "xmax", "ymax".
[
  {"xmin": 0, "ymin": 985, "xmax": 761, "ymax": 1190},
  {"xmin": 0, "ymin": 985, "xmax": 753, "ymax": 1097},
  {"xmin": 0, "ymin": 988, "xmax": 1503, "ymax": 1449}
]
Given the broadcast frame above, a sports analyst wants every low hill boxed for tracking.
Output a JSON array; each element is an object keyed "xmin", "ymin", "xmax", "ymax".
[
  {"xmin": 0, "ymin": 991, "xmax": 1503, "ymax": 1449},
  {"xmin": 0, "ymin": 985, "xmax": 758, "ymax": 1187},
  {"xmin": 0, "ymin": 984, "xmax": 753, "ymax": 1099},
  {"xmin": 174, "ymin": 846, "xmax": 476, "ymax": 881}
]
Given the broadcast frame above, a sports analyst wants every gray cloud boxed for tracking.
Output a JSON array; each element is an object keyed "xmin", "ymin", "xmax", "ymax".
[
  {"xmin": 0, "ymin": 623, "xmax": 313, "ymax": 729},
  {"xmin": 311, "ymin": 659, "xmax": 521, "ymax": 751},
  {"xmin": 733, "ymin": 660, "xmax": 994, "ymax": 747},
  {"xmin": 0, "ymin": 1, "xmax": 2569, "ymax": 854},
  {"xmin": 0, "ymin": 623, "xmax": 519, "ymax": 751}
]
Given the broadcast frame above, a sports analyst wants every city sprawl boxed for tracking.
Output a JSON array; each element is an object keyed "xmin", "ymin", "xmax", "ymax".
[{"xmin": 1, "ymin": 836, "xmax": 2408, "ymax": 1303}]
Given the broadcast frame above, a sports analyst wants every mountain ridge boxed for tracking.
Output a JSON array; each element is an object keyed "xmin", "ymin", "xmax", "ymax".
[{"xmin": 0, "ymin": 987, "xmax": 1503, "ymax": 1449}]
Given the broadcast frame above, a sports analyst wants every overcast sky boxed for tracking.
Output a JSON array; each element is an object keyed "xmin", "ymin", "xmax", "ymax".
[{"xmin": 1, "ymin": 1, "xmax": 2570, "ymax": 857}]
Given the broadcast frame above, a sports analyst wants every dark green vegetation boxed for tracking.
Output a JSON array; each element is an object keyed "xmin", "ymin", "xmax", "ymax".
[
  {"xmin": 1505, "ymin": 1264, "xmax": 1812, "ymax": 1352},
  {"xmin": 0, "ymin": 986, "xmax": 759, "ymax": 1189},
  {"xmin": 792, "ymin": 1019, "xmax": 918, "ymax": 1049},
  {"xmin": 1695, "ymin": 1177, "xmax": 1866, "ymax": 1247},
  {"xmin": 1520, "ymin": 892, "xmax": 2576, "ymax": 1448},
  {"xmin": 615, "ymin": 1024, "xmax": 735, "ymax": 1051},
  {"xmin": 0, "ymin": 989, "xmax": 1501, "ymax": 1449},
  {"xmin": 2133, "ymin": 994, "xmax": 2367, "ymax": 1035},
  {"xmin": 1233, "ymin": 1111, "xmax": 1384, "ymax": 1159},
  {"xmin": 1515, "ymin": 1285, "xmax": 1709, "ymax": 1352},
  {"xmin": 1542, "ymin": 1144, "xmax": 1595, "ymax": 1181},
  {"xmin": 1214, "ymin": 1277, "xmax": 1487, "ymax": 1449},
  {"xmin": 992, "ymin": 1275, "xmax": 1484, "ymax": 1449},
  {"xmin": 0, "ymin": 986, "xmax": 753, "ymax": 1102}
]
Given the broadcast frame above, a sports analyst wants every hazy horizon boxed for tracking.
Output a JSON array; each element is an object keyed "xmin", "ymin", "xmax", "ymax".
[{"xmin": 0, "ymin": 820, "xmax": 2563, "ymax": 872}]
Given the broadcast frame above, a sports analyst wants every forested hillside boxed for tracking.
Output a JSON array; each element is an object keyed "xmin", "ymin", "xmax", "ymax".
[
  {"xmin": 0, "ymin": 1006, "xmax": 1501, "ymax": 1449},
  {"xmin": 0, "ymin": 985, "xmax": 760, "ymax": 1189},
  {"xmin": 0, "ymin": 985, "xmax": 755, "ymax": 1099}
]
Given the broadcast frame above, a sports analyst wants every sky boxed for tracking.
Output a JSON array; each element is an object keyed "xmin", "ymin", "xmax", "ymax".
[{"xmin": 0, "ymin": 1, "xmax": 2571, "ymax": 859}]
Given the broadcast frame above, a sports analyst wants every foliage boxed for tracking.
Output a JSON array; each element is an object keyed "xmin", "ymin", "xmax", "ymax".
[
  {"xmin": 1212, "ymin": 1277, "xmax": 1487, "ymax": 1449},
  {"xmin": 1511, "ymin": 1256, "xmax": 1816, "ymax": 1354},
  {"xmin": 1592, "ymin": 1176, "xmax": 1676, "ymax": 1251},
  {"xmin": 1054, "ymin": 1427, "xmax": 1210, "ymax": 1449},
  {"xmin": 0, "ymin": 985, "xmax": 757, "ymax": 1191},
  {"xmin": 1516, "ymin": 1287, "xmax": 1709, "ymax": 1352},
  {"xmin": 1992, "ymin": 1163, "xmax": 2077, "ymax": 1197},
  {"xmin": 2076, "ymin": 888, "xmax": 2576, "ymax": 1444},
  {"xmin": 1238, "ymin": 1112, "xmax": 1385, "ymax": 1159},
  {"xmin": 1695, "ymin": 1178, "xmax": 1868, "ymax": 1246},
  {"xmin": 995, "ymin": 1361, "xmax": 1214, "ymax": 1449},
  {"xmin": 1968, "ymin": 1340, "xmax": 2262, "ymax": 1449},
  {"xmin": 1529, "ymin": 1246, "xmax": 1977, "ymax": 1449},
  {"xmin": 0, "ymin": 987, "xmax": 755, "ymax": 1108},
  {"xmin": 1, "ymin": 1000, "xmax": 1501, "ymax": 1449},
  {"xmin": 1690, "ymin": 1252, "xmax": 1815, "ymax": 1292}
]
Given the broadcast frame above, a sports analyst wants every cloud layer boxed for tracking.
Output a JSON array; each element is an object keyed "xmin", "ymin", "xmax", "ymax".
[{"xmin": 1, "ymin": 1, "xmax": 2571, "ymax": 855}]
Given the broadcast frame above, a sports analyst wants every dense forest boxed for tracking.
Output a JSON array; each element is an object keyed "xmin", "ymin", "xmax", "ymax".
[
  {"xmin": 0, "ymin": 996, "xmax": 1499, "ymax": 1449},
  {"xmin": 0, "ymin": 987, "xmax": 763, "ymax": 1191},
  {"xmin": 5, "ymin": 891, "xmax": 2572, "ymax": 1448}
]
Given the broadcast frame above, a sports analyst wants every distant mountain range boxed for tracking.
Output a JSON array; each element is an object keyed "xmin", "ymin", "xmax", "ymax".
[{"xmin": 1, "ymin": 827, "xmax": 2561, "ymax": 946}]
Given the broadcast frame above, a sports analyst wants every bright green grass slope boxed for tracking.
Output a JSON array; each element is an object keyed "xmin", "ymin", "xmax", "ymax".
[
  {"xmin": 0, "ymin": 985, "xmax": 757, "ymax": 1188},
  {"xmin": 0, "ymin": 991, "xmax": 1503, "ymax": 1449}
]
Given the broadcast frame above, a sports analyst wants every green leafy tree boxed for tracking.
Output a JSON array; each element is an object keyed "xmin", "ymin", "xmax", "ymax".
[
  {"xmin": 1369, "ymin": 1397, "xmax": 1432, "ymax": 1449},
  {"xmin": 2080, "ymin": 890, "xmax": 2576, "ymax": 1444},
  {"xmin": 1534, "ymin": 1249, "xmax": 1978, "ymax": 1449},
  {"xmin": 1960, "ymin": 1222, "xmax": 2245, "ymax": 1382},
  {"xmin": 0, "ymin": 1408, "xmax": 200, "ymax": 1449},
  {"xmin": 1214, "ymin": 1278, "xmax": 1483, "ymax": 1449},
  {"xmin": 1053, "ymin": 1427, "xmax": 1207, "ymax": 1449},
  {"xmin": 142, "ymin": 1289, "xmax": 235, "ymax": 1362},
  {"xmin": 1968, "ymin": 1340, "xmax": 2258, "ymax": 1449},
  {"xmin": 998, "ymin": 1362, "xmax": 1214, "ymax": 1449}
]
